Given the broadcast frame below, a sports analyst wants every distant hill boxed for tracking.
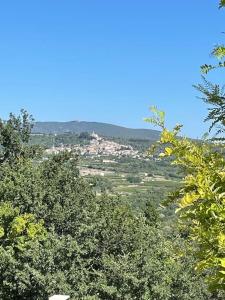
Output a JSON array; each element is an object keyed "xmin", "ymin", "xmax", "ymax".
[{"xmin": 33, "ymin": 121, "xmax": 160, "ymax": 141}]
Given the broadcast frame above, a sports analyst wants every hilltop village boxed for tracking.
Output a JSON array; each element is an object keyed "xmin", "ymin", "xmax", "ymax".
[{"xmin": 45, "ymin": 132, "xmax": 140, "ymax": 158}]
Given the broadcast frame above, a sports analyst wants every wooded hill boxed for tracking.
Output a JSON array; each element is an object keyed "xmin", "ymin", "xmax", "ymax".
[{"xmin": 33, "ymin": 120, "xmax": 160, "ymax": 140}]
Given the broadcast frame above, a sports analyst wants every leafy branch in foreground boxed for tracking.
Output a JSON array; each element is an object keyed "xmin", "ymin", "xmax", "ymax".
[
  {"xmin": 145, "ymin": 107, "xmax": 225, "ymax": 291},
  {"xmin": 193, "ymin": 77, "xmax": 225, "ymax": 137},
  {"xmin": 197, "ymin": 3, "xmax": 225, "ymax": 138}
]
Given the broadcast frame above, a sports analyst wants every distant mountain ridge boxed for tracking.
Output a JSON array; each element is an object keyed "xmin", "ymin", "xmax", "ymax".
[{"xmin": 33, "ymin": 121, "xmax": 160, "ymax": 141}]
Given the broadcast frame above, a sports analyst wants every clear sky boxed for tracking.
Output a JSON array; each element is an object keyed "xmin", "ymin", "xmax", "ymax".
[{"xmin": 0, "ymin": 0, "xmax": 224, "ymax": 138}]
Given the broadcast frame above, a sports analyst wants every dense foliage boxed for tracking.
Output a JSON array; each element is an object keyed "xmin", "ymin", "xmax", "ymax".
[{"xmin": 0, "ymin": 111, "xmax": 218, "ymax": 299}]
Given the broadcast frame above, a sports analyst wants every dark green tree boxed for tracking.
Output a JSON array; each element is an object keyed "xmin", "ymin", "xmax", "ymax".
[{"xmin": 0, "ymin": 109, "xmax": 42, "ymax": 163}]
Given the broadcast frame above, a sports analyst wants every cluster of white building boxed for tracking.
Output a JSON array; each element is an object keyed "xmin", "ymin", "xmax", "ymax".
[{"xmin": 45, "ymin": 132, "xmax": 140, "ymax": 158}]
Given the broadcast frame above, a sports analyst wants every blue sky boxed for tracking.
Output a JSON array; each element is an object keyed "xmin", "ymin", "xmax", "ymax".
[{"xmin": 0, "ymin": 0, "xmax": 224, "ymax": 137}]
